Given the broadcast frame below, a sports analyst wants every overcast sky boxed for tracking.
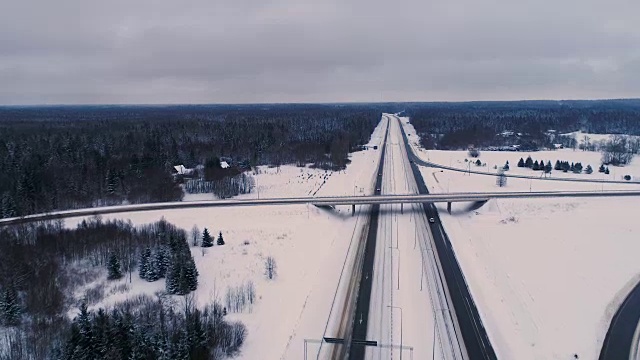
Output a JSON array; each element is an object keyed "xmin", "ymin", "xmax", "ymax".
[{"xmin": 1, "ymin": 0, "xmax": 639, "ymax": 105}]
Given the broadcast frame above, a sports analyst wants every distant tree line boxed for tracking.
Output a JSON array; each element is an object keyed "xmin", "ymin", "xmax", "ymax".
[
  {"xmin": 0, "ymin": 104, "xmax": 381, "ymax": 217},
  {"xmin": 405, "ymin": 100, "xmax": 640, "ymax": 150}
]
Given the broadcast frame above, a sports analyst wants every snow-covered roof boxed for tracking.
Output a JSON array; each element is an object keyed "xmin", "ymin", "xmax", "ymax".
[
  {"xmin": 220, "ymin": 161, "xmax": 230, "ymax": 169},
  {"xmin": 173, "ymin": 165, "xmax": 191, "ymax": 175}
]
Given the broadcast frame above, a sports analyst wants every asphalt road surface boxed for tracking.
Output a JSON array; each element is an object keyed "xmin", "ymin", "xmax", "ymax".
[
  {"xmin": 398, "ymin": 115, "xmax": 498, "ymax": 360},
  {"xmin": 599, "ymin": 280, "xmax": 640, "ymax": 360}
]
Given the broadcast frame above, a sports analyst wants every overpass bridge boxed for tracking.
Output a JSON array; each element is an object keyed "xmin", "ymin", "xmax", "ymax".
[{"xmin": 2, "ymin": 189, "xmax": 640, "ymax": 226}]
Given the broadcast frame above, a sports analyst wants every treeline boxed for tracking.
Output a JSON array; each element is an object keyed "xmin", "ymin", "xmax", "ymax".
[
  {"xmin": 0, "ymin": 104, "xmax": 381, "ymax": 217},
  {"xmin": 0, "ymin": 218, "xmax": 211, "ymax": 359},
  {"xmin": 404, "ymin": 100, "xmax": 640, "ymax": 150},
  {"xmin": 55, "ymin": 297, "xmax": 245, "ymax": 360}
]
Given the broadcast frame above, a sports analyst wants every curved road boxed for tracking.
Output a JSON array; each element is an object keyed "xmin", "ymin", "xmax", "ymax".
[
  {"xmin": 406, "ymin": 138, "xmax": 640, "ymax": 185},
  {"xmin": 599, "ymin": 280, "xmax": 640, "ymax": 360}
]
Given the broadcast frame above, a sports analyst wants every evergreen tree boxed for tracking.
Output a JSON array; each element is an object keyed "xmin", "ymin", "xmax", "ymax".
[
  {"xmin": 525, "ymin": 156, "xmax": 533, "ymax": 168},
  {"xmin": 93, "ymin": 308, "xmax": 110, "ymax": 358},
  {"xmin": 154, "ymin": 247, "xmax": 169, "ymax": 278},
  {"xmin": 0, "ymin": 286, "xmax": 21, "ymax": 326},
  {"xmin": 563, "ymin": 161, "xmax": 570, "ymax": 172},
  {"xmin": 165, "ymin": 260, "xmax": 180, "ymax": 295},
  {"xmin": 532, "ymin": 160, "xmax": 539, "ymax": 171},
  {"xmin": 184, "ymin": 257, "xmax": 199, "ymax": 292},
  {"xmin": 73, "ymin": 303, "xmax": 95, "ymax": 360},
  {"xmin": 574, "ymin": 162, "xmax": 583, "ymax": 173},
  {"xmin": 1, "ymin": 192, "xmax": 17, "ymax": 218},
  {"xmin": 107, "ymin": 253, "xmax": 123, "ymax": 280},
  {"xmin": 545, "ymin": 161, "xmax": 552, "ymax": 173},
  {"xmin": 475, "ymin": 159, "xmax": 481, "ymax": 166},
  {"xmin": 217, "ymin": 232, "xmax": 225, "ymax": 246},
  {"xmin": 570, "ymin": 162, "xmax": 575, "ymax": 172},
  {"xmin": 585, "ymin": 165, "xmax": 593, "ymax": 174},
  {"xmin": 517, "ymin": 158, "xmax": 525, "ymax": 167},
  {"xmin": 554, "ymin": 160, "xmax": 562, "ymax": 171},
  {"xmin": 146, "ymin": 251, "xmax": 161, "ymax": 282},
  {"xmin": 139, "ymin": 248, "xmax": 151, "ymax": 281},
  {"xmin": 599, "ymin": 164, "xmax": 606, "ymax": 173},
  {"xmin": 605, "ymin": 167, "xmax": 610, "ymax": 175},
  {"xmin": 201, "ymin": 228, "xmax": 213, "ymax": 248}
]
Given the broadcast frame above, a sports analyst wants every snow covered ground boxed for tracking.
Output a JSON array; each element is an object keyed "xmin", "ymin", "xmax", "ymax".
[
  {"xmin": 64, "ymin": 117, "xmax": 388, "ymax": 360},
  {"xmin": 402, "ymin": 118, "xmax": 640, "ymax": 359}
]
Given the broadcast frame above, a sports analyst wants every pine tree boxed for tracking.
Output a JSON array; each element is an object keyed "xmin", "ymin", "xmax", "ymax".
[
  {"xmin": 184, "ymin": 257, "xmax": 199, "ymax": 292},
  {"xmin": 154, "ymin": 247, "xmax": 169, "ymax": 278},
  {"xmin": 146, "ymin": 251, "xmax": 161, "ymax": 282},
  {"xmin": 107, "ymin": 253, "xmax": 123, "ymax": 280},
  {"xmin": 517, "ymin": 158, "xmax": 525, "ymax": 167},
  {"xmin": 1, "ymin": 192, "xmax": 17, "ymax": 218},
  {"xmin": 0, "ymin": 286, "xmax": 21, "ymax": 326},
  {"xmin": 554, "ymin": 160, "xmax": 562, "ymax": 171},
  {"xmin": 217, "ymin": 232, "xmax": 225, "ymax": 246},
  {"xmin": 165, "ymin": 259, "xmax": 180, "ymax": 295},
  {"xmin": 139, "ymin": 248, "xmax": 151, "ymax": 281},
  {"xmin": 545, "ymin": 161, "xmax": 552, "ymax": 173},
  {"xmin": 532, "ymin": 160, "xmax": 539, "ymax": 171},
  {"xmin": 585, "ymin": 165, "xmax": 593, "ymax": 174},
  {"xmin": 599, "ymin": 164, "xmax": 606, "ymax": 173},
  {"xmin": 605, "ymin": 167, "xmax": 610, "ymax": 175},
  {"xmin": 475, "ymin": 159, "xmax": 481, "ymax": 166},
  {"xmin": 201, "ymin": 228, "xmax": 213, "ymax": 248},
  {"xmin": 525, "ymin": 156, "xmax": 533, "ymax": 168},
  {"xmin": 74, "ymin": 303, "xmax": 95, "ymax": 360},
  {"xmin": 570, "ymin": 162, "xmax": 575, "ymax": 172},
  {"xmin": 563, "ymin": 161, "xmax": 570, "ymax": 172}
]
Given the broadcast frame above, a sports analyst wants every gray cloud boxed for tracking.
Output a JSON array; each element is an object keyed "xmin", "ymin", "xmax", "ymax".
[{"xmin": 1, "ymin": 0, "xmax": 639, "ymax": 104}]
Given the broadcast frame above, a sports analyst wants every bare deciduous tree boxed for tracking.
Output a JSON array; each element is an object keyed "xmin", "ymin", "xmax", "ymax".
[
  {"xmin": 190, "ymin": 225, "xmax": 200, "ymax": 247},
  {"xmin": 265, "ymin": 256, "xmax": 277, "ymax": 280}
]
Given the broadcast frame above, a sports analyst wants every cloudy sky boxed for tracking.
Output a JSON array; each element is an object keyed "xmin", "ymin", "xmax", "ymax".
[{"xmin": 1, "ymin": 0, "xmax": 639, "ymax": 104}]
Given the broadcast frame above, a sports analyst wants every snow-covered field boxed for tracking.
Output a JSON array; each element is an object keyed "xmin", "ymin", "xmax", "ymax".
[
  {"xmin": 403, "ymin": 118, "xmax": 640, "ymax": 359},
  {"xmin": 65, "ymin": 118, "xmax": 387, "ymax": 360}
]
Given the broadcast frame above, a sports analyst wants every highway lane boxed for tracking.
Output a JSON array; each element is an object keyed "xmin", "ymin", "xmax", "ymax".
[
  {"xmin": 345, "ymin": 115, "xmax": 389, "ymax": 359},
  {"xmin": 365, "ymin": 115, "xmax": 466, "ymax": 359},
  {"xmin": 398, "ymin": 115, "xmax": 498, "ymax": 359},
  {"xmin": 599, "ymin": 280, "xmax": 640, "ymax": 360}
]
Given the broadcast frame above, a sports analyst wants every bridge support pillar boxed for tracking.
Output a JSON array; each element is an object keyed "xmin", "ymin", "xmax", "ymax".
[
  {"xmin": 352, "ymin": 204, "xmax": 355, "ymax": 216},
  {"xmin": 447, "ymin": 202, "xmax": 452, "ymax": 214}
]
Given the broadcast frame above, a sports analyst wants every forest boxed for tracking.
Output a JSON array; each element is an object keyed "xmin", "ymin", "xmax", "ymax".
[
  {"xmin": 0, "ymin": 218, "xmax": 243, "ymax": 360},
  {"xmin": 0, "ymin": 104, "xmax": 382, "ymax": 218},
  {"xmin": 403, "ymin": 99, "xmax": 640, "ymax": 150}
]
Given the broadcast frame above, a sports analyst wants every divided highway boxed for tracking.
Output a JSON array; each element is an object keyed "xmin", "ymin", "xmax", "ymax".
[{"xmin": 398, "ymin": 114, "xmax": 498, "ymax": 359}]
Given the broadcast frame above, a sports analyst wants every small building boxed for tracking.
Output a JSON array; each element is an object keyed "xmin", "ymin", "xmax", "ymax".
[
  {"xmin": 220, "ymin": 161, "xmax": 230, "ymax": 169},
  {"xmin": 553, "ymin": 143, "xmax": 564, "ymax": 149},
  {"xmin": 173, "ymin": 165, "xmax": 190, "ymax": 175}
]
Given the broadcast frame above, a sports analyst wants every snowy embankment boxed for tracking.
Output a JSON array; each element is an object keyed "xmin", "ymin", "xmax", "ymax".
[
  {"xmin": 64, "ymin": 118, "xmax": 387, "ymax": 360},
  {"xmin": 403, "ymin": 118, "xmax": 640, "ymax": 359}
]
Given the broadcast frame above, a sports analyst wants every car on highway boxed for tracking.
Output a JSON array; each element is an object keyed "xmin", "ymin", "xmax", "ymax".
[{"xmin": 429, "ymin": 217, "xmax": 435, "ymax": 223}]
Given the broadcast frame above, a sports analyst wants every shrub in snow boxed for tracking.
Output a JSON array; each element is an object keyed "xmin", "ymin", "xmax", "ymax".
[
  {"xmin": 624, "ymin": 175, "xmax": 631, "ymax": 181},
  {"xmin": 217, "ymin": 231, "xmax": 225, "ymax": 246}
]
